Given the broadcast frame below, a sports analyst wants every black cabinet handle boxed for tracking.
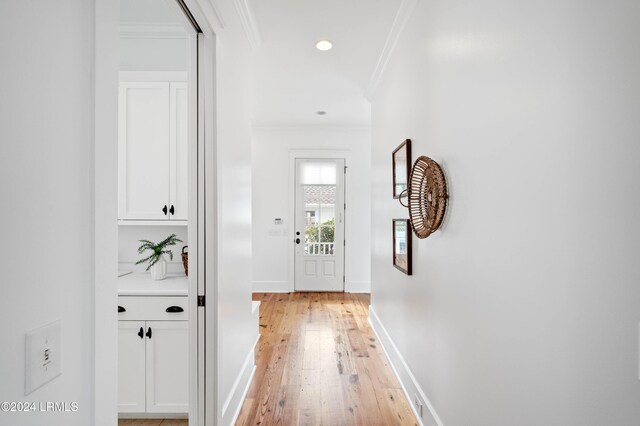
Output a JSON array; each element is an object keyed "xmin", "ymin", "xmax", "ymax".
[
  {"xmin": 162, "ymin": 205, "xmax": 168, "ymax": 215},
  {"xmin": 169, "ymin": 205, "xmax": 175, "ymax": 215},
  {"xmin": 166, "ymin": 306, "xmax": 184, "ymax": 313},
  {"xmin": 137, "ymin": 327, "xmax": 144, "ymax": 339},
  {"xmin": 146, "ymin": 327, "xmax": 152, "ymax": 339},
  {"xmin": 295, "ymin": 238, "xmax": 301, "ymax": 244},
  {"xmin": 118, "ymin": 306, "xmax": 125, "ymax": 313}
]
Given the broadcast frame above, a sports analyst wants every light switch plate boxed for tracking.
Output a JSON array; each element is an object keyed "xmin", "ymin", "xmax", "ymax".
[{"xmin": 25, "ymin": 321, "xmax": 62, "ymax": 395}]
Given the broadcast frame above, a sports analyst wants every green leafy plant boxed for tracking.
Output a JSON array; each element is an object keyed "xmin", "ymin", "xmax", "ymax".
[
  {"xmin": 305, "ymin": 218, "xmax": 335, "ymax": 243},
  {"xmin": 136, "ymin": 234, "xmax": 183, "ymax": 270}
]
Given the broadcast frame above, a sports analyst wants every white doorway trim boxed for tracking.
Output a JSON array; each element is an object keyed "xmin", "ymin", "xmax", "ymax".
[
  {"xmin": 93, "ymin": 1, "xmax": 120, "ymax": 424},
  {"xmin": 288, "ymin": 150, "xmax": 352, "ymax": 293}
]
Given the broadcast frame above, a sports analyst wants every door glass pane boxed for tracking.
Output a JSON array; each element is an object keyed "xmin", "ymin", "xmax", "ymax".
[
  {"xmin": 299, "ymin": 161, "xmax": 337, "ymax": 185},
  {"xmin": 319, "ymin": 204, "xmax": 335, "ymax": 224},
  {"xmin": 303, "ymin": 184, "xmax": 336, "ymax": 256},
  {"xmin": 319, "ymin": 226, "xmax": 334, "ymax": 242}
]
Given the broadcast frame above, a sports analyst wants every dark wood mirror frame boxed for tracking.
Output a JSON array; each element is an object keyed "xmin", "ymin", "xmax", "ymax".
[
  {"xmin": 392, "ymin": 139, "xmax": 411, "ymax": 199},
  {"xmin": 392, "ymin": 219, "xmax": 412, "ymax": 275}
]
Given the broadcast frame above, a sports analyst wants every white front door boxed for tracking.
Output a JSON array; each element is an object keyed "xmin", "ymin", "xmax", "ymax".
[{"xmin": 294, "ymin": 158, "xmax": 346, "ymax": 291}]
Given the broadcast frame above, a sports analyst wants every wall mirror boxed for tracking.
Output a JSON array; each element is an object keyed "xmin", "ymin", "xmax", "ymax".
[
  {"xmin": 392, "ymin": 139, "xmax": 411, "ymax": 198},
  {"xmin": 392, "ymin": 219, "xmax": 412, "ymax": 275}
]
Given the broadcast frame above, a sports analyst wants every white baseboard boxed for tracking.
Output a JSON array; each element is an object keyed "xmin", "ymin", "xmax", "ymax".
[
  {"xmin": 221, "ymin": 335, "xmax": 259, "ymax": 426},
  {"xmin": 368, "ymin": 306, "xmax": 444, "ymax": 426},
  {"xmin": 252, "ymin": 280, "xmax": 291, "ymax": 293},
  {"xmin": 346, "ymin": 280, "xmax": 371, "ymax": 293}
]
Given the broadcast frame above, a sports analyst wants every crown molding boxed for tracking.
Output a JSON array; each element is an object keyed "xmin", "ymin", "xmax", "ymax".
[
  {"xmin": 365, "ymin": 0, "xmax": 419, "ymax": 101},
  {"xmin": 119, "ymin": 22, "xmax": 187, "ymax": 39},
  {"xmin": 232, "ymin": 0, "xmax": 262, "ymax": 49},
  {"xmin": 202, "ymin": 0, "xmax": 226, "ymax": 30}
]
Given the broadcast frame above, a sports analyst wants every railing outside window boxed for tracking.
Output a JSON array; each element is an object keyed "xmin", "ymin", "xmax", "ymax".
[{"xmin": 305, "ymin": 242, "xmax": 335, "ymax": 256}]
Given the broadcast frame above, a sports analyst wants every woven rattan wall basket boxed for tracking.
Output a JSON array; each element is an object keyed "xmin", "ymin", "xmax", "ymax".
[{"xmin": 403, "ymin": 156, "xmax": 448, "ymax": 239}]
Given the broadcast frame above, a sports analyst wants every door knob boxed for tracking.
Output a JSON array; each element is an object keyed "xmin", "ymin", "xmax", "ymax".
[
  {"xmin": 295, "ymin": 238, "xmax": 301, "ymax": 244},
  {"xmin": 118, "ymin": 306, "xmax": 125, "ymax": 313},
  {"xmin": 169, "ymin": 205, "xmax": 175, "ymax": 215},
  {"xmin": 137, "ymin": 327, "xmax": 144, "ymax": 339},
  {"xmin": 146, "ymin": 327, "xmax": 152, "ymax": 339},
  {"xmin": 162, "ymin": 205, "xmax": 168, "ymax": 215}
]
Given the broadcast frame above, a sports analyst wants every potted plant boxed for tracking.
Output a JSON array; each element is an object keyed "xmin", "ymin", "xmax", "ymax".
[{"xmin": 136, "ymin": 234, "xmax": 182, "ymax": 280}]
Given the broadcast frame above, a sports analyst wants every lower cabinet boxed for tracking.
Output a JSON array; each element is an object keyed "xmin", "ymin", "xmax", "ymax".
[
  {"xmin": 146, "ymin": 321, "xmax": 189, "ymax": 413},
  {"xmin": 118, "ymin": 321, "xmax": 146, "ymax": 413},
  {"xmin": 118, "ymin": 299, "xmax": 189, "ymax": 415}
]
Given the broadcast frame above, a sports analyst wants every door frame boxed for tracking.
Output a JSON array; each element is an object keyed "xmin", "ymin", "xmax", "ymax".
[
  {"xmin": 288, "ymin": 150, "xmax": 352, "ymax": 293},
  {"xmin": 93, "ymin": 0, "xmax": 220, "ymax": 424}
]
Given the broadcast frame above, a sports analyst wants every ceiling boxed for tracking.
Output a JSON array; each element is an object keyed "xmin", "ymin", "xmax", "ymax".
[{"xmin": 249, "ymin": 0, "xmax": 402, "ymax": 127}]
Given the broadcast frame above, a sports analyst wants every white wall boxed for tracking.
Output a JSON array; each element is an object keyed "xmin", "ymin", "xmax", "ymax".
[
  {"xmin": 119, "ymin": 37, "xmax": 187, "ymax": 71},
  {"xmin": 252, "ymin": 128, "xmax": 372, "ymax": 293},
  {"xmin": 370, "ymin": 0, "xmax": 640, "ymax": 425},
  {"xmin": 0, "ymin": 1, "xmax": 96, "ymax": 424}
]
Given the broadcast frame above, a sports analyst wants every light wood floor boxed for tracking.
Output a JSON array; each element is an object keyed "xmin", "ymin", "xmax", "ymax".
[{"xmin": 236, "ymin": 292, "xmax": 418, "ymax": 426}]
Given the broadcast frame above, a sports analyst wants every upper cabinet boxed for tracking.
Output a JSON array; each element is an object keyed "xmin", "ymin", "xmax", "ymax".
[{"xmin": 118, "ymin": 74, "xmax": 188, "ymax": 224}]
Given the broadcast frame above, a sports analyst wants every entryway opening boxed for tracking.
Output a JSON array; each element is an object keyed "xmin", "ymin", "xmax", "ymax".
[{"xmin": 114, "ymin": 0, "xmax": 205, "ymax": 424}]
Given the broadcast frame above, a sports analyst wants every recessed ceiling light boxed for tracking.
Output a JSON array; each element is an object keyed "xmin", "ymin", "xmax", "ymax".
[
  {"xmin": 315, "ymin": 40, "xmax": 333, "ymax": 51},
  {"xmin": 316, "ymin": 111, "xmax": 327, "ymax": 116}
]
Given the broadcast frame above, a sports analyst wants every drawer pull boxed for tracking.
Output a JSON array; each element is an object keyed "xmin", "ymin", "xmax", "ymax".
[
  {"xmin": 146, "ymin": 327, "xmax": 152, "ymax": 339},
  {"xmin": 118, "ymin": 306, "xmax": 126, "ymax": 313},
  {"xmin": 166, "ymin": 306, "xmax": 184, "ymax": 313},
  {"xmin": 137, "ymin": 327, "xmax": 144, "ymax": 339}
]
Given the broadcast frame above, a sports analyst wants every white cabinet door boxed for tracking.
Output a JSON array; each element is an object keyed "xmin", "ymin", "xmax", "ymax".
[
  {"xmin": 118, "ymin": 82, "xmax": 171, "ymax": 220},
  {"xmin": 145, "ymin": 321, "xmax": 189, "ymax": 413},
  {"xmin": 169, "ymin": 82, "xmax": 189, "ymax": 221},
  {"xmin": 118, "ymin": 321, "xmax": 146, "ymax": 413}
]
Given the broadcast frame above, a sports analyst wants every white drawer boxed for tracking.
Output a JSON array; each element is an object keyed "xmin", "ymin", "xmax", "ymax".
[{"xmin": 117, "ymin": 296, "xmax": 189, "ymax": 321}]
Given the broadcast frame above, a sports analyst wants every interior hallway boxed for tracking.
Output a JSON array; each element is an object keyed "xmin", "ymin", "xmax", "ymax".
[{"xmin": 236, "ymin": 293, "xmax": 417, "ymax": 426}]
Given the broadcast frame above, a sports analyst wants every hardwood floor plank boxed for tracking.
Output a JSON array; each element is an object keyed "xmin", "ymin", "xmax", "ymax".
[{"xmin": 237, "ymin": 292, "xmax": 417, "ymax": 426}]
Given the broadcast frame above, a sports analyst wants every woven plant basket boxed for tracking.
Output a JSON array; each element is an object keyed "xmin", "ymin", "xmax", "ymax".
[{"xmin": 181, "ymin": 246, "xmax": 189, "ymax": 276}]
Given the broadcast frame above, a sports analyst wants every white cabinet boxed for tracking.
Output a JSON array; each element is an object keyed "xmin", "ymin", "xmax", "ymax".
[
  {"xmin": 169, "ymin": 83, "xmax": 189, "ymax": 222},
  {"xmin": 117, "ymin": 296, "xmax": 188, "ymax": 416},
  {"xmin": 146, "ymin": 321, "xmax": 189, "ymax": 413},
  {"xmin": 118, "ymin": 321, "xmax": 146, "ymax": 413},
  {"xmin": 118, "ymin": 79, "xmax": 188, "ymax": 222}
]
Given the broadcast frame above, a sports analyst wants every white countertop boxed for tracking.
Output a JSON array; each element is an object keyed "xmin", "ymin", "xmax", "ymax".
[{"xmin": 118, "ymin": 272, "xmax": 188, "ymax": 296}]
